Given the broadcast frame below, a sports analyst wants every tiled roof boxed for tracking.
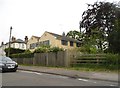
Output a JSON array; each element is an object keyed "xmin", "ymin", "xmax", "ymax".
[
  {"xmin": 46, "ymin": 31, "xmax": 81, "ymax": 43},
  {"xmin": 11, "ymin": 39, "xmax": 25, "ymax": 43},
  {"xmin": 32, "ymin": 36, "xmax": 40, "ymax": 39}
]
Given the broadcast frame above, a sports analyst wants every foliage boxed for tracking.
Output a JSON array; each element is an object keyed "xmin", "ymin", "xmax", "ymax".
[
  {"xmin": 49, "ymin": 47, "xmax": 63, "ymax": 52},
  {"xmin": 34, "ymin": 45, "xmax": 63, "ymax": 53},
  {"xmin": 108, "ymin": 13, "xmax": 120, "ymax": 53},
  {"xmin": 5, "ymin": 48, "xmax": 25, "ymax": 56},
  {"xmin": 105, "ymin": 53, "xmax": 119, "ymax": 65},
  {"xmin": 24, "ymin": 49, "xmax": 32, "ymax": 53},
  {"xmin": 80, "ymin": 1, "xmax": 119, "ymax": 51},
  {"xmin": 10, "ymin": 52, "xmax": 34, "ymax": 58},
  {"xmin": 72, "ymin": 54, "xmax": 119, "ymax": 71},
  {"xmin": 77, "ymin": 46, "xmax": 98, "ymax": 54},
  {"xmin": 66, "ymin": 30, "xmax": 82, "ymax": 41}
]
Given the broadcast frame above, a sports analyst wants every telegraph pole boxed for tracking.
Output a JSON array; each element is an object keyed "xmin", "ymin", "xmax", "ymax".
[{"xmin": 8, "ymin": 26, "xmax": 12, "ymax": 57}]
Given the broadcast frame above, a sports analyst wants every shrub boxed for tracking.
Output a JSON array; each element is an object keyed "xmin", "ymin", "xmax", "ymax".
[
  {"xmin": 10, "ymin": 52, "xmax": 34, "ymax": 58},
  {"xmin": 24, "ymin": 50, "xmax": 32, "ymax": 53},
  {"xmin": 49, "ymin": 47, "xmax": 63, "ymax": 52},
  {"xmin": 5, "ymin": 48, "xmax": 25, "ymax": 56},
  {"xmin": 34, "ymin": 46, "xmax": 64, "ymax": 53},
  {"xmin": 105, "ymin": 53, "xmax": 119, "ymax": 65},
  {"xmin": 78, "ymin": 45, "xmax": 98, "ymax": 54}
]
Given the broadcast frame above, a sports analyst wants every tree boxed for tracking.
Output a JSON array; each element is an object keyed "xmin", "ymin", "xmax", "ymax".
[
  {"xmin": 66, "ymin": 30, "xmax": 82, "ymax": 40},
  {"xmin": 80, "ymin": 1, "xmax": 118, "ymax": 51},
  {"xmin": 108, "ymin": 6, "xmax": 120, "ymax": 53}
]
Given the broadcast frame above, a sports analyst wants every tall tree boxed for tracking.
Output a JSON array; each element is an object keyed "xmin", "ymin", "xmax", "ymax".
[
  {"xmin": 66, "ymin": 30, "xmax": 82, "ymax": 40},
  {"xmin": 108, "ymin": 6, "xmax": 120, "ymax": 53},
  {"xmin": 80, "ymin": 2, "xmax": 118, "ymax": 51}
]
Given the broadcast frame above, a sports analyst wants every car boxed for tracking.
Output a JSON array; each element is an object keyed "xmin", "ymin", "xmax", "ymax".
[{"xmin": 0, "ymin": 56, "xmax": 18, "ymax": 72}]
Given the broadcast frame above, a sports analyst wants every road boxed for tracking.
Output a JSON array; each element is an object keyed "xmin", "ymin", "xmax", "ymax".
[{"xmin": 2, "ymin": 70, "xmax": 118, "ymax": 86}]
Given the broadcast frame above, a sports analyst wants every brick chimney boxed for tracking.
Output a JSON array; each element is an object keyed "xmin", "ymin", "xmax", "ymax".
[{"xmin": 25, "ymin": 36, "xmax": 28, "ymax": 44}]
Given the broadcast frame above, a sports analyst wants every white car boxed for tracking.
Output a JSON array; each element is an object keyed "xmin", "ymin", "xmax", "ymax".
[{"xmin": 0, "ymin": 56, "xmax": 18, "ymax": 72}]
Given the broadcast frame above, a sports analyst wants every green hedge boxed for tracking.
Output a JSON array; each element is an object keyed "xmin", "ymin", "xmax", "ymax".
[
  {"xmin": 10, "ymin": 52, "xmax": 34, "ymax": 58},
  {"xmin": 5, "ymin": 48, "xmax": 25, "ymax": 56}
]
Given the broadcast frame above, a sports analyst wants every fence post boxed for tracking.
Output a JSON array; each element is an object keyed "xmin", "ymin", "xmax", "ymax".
[
  {"xmin": 64, "ymin": 50, "xmax": 70, "ymax": 67},
  {"xmin": 46, "ymin": 53, "xmax": 48, "ymax": 66}
]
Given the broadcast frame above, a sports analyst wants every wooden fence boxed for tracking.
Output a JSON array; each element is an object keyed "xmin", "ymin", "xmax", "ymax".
[
  {"xmin": 71, "ymin": 54, "xmax": 107, "ymax": 65},
  {"xmin": 12, "ymin": 51, "xmax": 110, "ymax": 67},
  {"xmin": 12, "ymin": 50, "xmax": 78, "ymax": 67}
]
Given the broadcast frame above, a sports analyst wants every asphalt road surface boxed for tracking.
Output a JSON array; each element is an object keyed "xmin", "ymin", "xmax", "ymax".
[{"xmin": 1, "ymin": 70, "xmax": 118, "ymax": 86}]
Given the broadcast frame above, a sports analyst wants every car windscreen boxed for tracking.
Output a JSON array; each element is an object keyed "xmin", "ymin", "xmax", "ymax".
[{"xmin": 0, "ymin": 56, "xmax": 12, "ymax": 61}]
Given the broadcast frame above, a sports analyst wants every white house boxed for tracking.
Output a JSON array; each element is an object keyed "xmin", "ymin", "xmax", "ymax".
[{"xmin": 0, "ymin": 36, "xmax": 28, "ymax": 50}]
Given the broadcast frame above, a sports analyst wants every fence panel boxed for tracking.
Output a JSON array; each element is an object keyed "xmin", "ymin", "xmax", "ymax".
[
  {"xmin": 23, "ymin": 58, "xmax": 33, "ymax": 65},
  {"xmin": 71, "ymin": 54, "xmax": 106, "ymax": 65},
  {"xmin": 48, "ymin": 52, "xmax": 56, "ymax": 66}
]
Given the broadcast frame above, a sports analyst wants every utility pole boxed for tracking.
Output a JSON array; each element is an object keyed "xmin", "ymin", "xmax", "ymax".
[{"xmin": 8, "ymin": 26, "xmax": 12, "ymax": 57}]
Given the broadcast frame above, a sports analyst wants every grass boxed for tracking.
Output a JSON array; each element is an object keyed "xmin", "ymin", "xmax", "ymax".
[
  {"xmin": 71, "ymin": 64, "xmax": 119, "ymax": 72},
  {"xmin": 19, "ymin": 64, "xmax": 119, "ymax": 73}
]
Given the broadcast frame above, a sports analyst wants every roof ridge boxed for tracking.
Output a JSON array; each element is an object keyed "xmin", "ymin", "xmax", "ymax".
[
  {"xmin": 46, "ymin": 31, "xmax": 62, "ymax": 37},
  {"xmin": 32, "ymin": 35, "xmax": 40, "ymax": 38},
  {"xmin": 46, "ymin": 31, "xmax": 80, "ymax": 42}
]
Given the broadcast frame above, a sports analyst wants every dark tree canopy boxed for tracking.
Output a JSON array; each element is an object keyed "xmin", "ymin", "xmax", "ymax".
[
  {"xmin": 80, "ymin": 2, "xmax": 116, "ymax": 35},
  {"xmin": 80, "ymin": 1, "xmax": 120, "ymax": 52},
  {"xmin": 108, "ymin": 6, "xmax": 120, "ymax": 53}
]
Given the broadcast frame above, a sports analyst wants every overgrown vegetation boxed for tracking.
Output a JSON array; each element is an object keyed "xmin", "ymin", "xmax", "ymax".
[
  {"xmin": 10, "ymin": 52, "xmax": 34, "ymax": 58},
  {"xmin": 10, "ymin": 49, "xmax": 34, "ymax": 58},
  {"xmin": 34, "ymin": 45, "xmax": 64, "ymax": 53},
  {"xmin": 5, "ymin": 48, "xmax": 25, "ymax": 56},
  {"xmin": 71, "ymin": 53, "xmax": 119, "ymax": 71},
  {"xmin": 10, "ymin": 46, "xmax": 64, "ymax": 58},
  {"xmin": 66, "ymin": 1, "xmax": 120, "ymax": 54}
]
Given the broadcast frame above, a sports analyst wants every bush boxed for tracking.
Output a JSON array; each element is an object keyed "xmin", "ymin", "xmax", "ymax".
[
  {"xmin": 10, "ymin": 52, "xmax": 34, "ymax": 58},
  {"xmin": 49, "ymin": 47, "xmax": 63, "ymax": 52},
  {"xmin": 24, "ymin": 50, "xmax": 32, "ymax": 53},
  {"xmin": 78, "ymin": 45, "xmax": 98, "ymax": 54},
  {"xmin": 5, "ymin": 48, "xmax": 25, "ymax": 56},
  {"xmin": 34, "ymin": 47, "xmax": 48, "ymax": 53},
  {"xmin": 105, "ymin": 53, "xmax": 119, "ymax": 65},
  {"xmin": 34, "ymin": 46, "xmax": 64, "ymax": 53}
]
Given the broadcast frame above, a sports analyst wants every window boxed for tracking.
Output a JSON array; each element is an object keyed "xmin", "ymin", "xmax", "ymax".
[
  {"xmin": 43, "ymin": 40, "xmax": 50, "ymax": 46},
  {"xmin": 70, "ymin": 41, "xmax": 73, "ymax": 46},
  {"xmin": 30, "ymin": 43, "xmax": 36, "ymax": 49},
  {"xmin": 39, "ymin": 40, "xmax": 50, "ymax": 46},
  {"xmin": 13, "ymin": 43, "xmax": 15, "ymax": 48},
  {"xmin": 22, "ymin": 44, "xmax": 24, "ymax": 48},
  {"xmin": 61, "ymin": 40, "xmax": 68, "ymax": 45}
]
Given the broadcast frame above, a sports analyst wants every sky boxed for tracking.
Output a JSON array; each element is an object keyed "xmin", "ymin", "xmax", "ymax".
[{"xmin": 0, "ymin": 0, "xmax": 118, "ymax": 44}]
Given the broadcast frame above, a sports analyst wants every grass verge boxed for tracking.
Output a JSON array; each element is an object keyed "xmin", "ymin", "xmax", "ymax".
[{"xmin": 19, "ymin": 64, "xmax": 119, "ymax": 73}]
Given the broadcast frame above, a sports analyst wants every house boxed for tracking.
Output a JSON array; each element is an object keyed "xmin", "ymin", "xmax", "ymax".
[
  {"xmin": 0, "ymin": 36, "xmax": 27, "ymax": 50},
  {"xmin": 27, "ymin": 31, "xmax": 81, "ymax": 51},
  {"xmin": 27, "ymin": 36, "xmax": 40, "ymax": 51}
]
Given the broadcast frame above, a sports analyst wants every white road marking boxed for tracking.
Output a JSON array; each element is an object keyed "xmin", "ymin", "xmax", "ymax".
[
  {"xmin": 20, "ymin": 71, "xmax": 42, "ymax": 75},
  {"xmin": 34, "ymin": 72, "xmax": 42, "ymax": 75},
  {"xmin": 78, "ymin": 78, "xmax": 88, "ymax": 82},
  {"xmin": 93, "ymin": 82, "xmax": 97, "ymax": 83},
  {"xmin": 110, "ymin": 84, "xmax": 116, "ymax": 86},
  {"xmin": 20, "ymin": 71, "xmax": 35, "ymax": 74}
]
